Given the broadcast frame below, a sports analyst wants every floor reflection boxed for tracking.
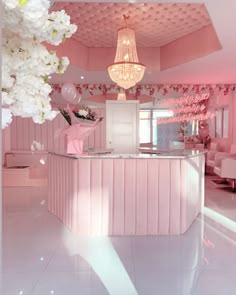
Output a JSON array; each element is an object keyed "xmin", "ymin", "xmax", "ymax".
[
  {"xmin": 62, "ymin": 233, "xmax": 138, "ymax": 295},
  {"xmin": 1, "ymin": 186, "xmax": 236, "ymax": 295}
]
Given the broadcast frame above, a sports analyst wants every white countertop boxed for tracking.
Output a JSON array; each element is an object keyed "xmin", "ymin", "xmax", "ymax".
[{"xmin": 49, "ymin": 149, "xmax": 207, "ymax": 159}]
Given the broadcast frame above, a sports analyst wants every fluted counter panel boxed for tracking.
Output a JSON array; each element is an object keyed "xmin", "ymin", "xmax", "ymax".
[{"xmin": 48, "ymin": 153, "xmax": 205, "ymax": 236}]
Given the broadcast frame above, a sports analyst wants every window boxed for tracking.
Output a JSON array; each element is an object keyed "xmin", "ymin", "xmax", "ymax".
[
  {"xmin": 139, "ymin": 109, "xmax": 174, "ymax": 145},
  {"xmin": 223, "ymin": 107, "xmax": 229, "ymax": 138},
  {"xmin": 215, "ymin": 109, "xmax": 223, "ymax": 137},
  {"xmin": 139, "ymin": 110, "xmax": 151, "ymax": 144},
  {"xmin": 215, "ymin": 107, "xmax": 229, "ymax": 138}
]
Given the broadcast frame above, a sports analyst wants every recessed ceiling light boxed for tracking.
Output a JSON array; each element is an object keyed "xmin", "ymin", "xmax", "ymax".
[{"xmin": 80, "ymin": 76, "xmax": 84, "ymax": 80}]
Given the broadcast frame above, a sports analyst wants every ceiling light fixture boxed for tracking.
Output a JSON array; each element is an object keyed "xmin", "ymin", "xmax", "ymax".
[
  {"xmin": 117, "ymin": 91, "xmax": 126, "ymax": 101},
  {"xmin": 108, "ymin": 15, "xmax": 146, "ymax": 89}
]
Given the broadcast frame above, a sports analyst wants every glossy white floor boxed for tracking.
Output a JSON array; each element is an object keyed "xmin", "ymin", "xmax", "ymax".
[
  {"xmin": 204, "ymin": 174, "xmax": 236, "ymax": 222},
  {"xmin": 1, "ymin": 179, "xmax": 236, "ymax": 295}
]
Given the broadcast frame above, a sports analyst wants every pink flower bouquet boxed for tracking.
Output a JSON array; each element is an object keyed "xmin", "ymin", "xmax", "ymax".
[{"xmin": 59, "ymin": 105, "xmax": 103, "ymax": 154}]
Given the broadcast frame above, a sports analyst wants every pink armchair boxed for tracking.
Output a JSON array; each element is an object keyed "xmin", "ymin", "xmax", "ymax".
[
  {"xmin": 207, "ymin": 144, "xmax": 236, "ymax": 168},
  {"xmin": 214, "ymin": 157, "xmax": 236, "ymax": 191}
]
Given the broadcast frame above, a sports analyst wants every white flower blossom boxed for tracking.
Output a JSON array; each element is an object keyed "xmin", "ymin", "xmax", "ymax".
[
  {"xmin": 3, "ymin": 0, "xmax": 18, "ymax": 10},
  {"xmin": 2, "ymin": 91, "xmax": 14, "ymax": 106},
  {"xmin": 2, "ymin": 108, "xmax": 13, "ymax": 129},
  {"xmin": 3, "ymin": 1, "xmax": 76, "ymax": 44},
  {"xmin": 2, "ymin": 67, "xmax": 15, "ymax": 89},
  {"xmin": 78, "ymin": 110, "xmax": 89, "ymax": 117},
  {"xmin": 31, "ymin": 140, "xmax": 44, "ymax": 151},
  {"xmin": 2, "ymin": 0, "xmax": 77, "ymax": 129}
]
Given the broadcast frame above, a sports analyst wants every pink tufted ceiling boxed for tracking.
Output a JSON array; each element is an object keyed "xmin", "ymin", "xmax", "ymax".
[{"xmin": 52, "ymin": 2, "xmax": 211, "ymax": 48}]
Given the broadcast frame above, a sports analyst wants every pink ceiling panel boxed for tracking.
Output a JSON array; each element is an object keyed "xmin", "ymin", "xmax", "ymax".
[{"xmin": 52, "ymin": 2, "xmax": 211, "ymax": 48}]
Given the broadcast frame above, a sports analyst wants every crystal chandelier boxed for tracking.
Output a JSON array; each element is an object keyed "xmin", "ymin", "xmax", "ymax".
[{"xmin": 108, "ymin": 16, "xmax": 146, "ymax": 89}]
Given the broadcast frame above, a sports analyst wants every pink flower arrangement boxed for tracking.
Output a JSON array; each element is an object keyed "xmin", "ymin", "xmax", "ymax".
[
  {"xmin": 58, "ymin": 105, "xmax": 103, "ymax": 154},
  {"xmin": 72, "ymin": 106, "xmax": 97, "ymax": 122},
  {"xmin": 59, "ymin": 105, "xmax": 102, "ymax": 125}
]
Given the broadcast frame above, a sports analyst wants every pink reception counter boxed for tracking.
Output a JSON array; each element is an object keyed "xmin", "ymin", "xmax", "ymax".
[{"xmin": 48, "ymin": 150, "xmax": 205, "ymax": 236}]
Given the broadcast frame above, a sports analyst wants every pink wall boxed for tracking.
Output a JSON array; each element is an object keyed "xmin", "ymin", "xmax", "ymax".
[
  {"xmin": 2, "ymin": 126, "xmax": 11, "ymax": 166},
  {"xmin": 88, "ymin": 47, "xmax": 115, "ymax": 69},
  {"xmin": 2, "ymin": 126, "xmax": 11, "ymax": 152},
  {"xmin": 208, "ymin": 91, "xmax": 235, "ymax": 151},
  {"xmin": 47, "ymin": 39, "xmax": 160, "ymax": 71},
  {"xmin": 46, "ymin": 39, "xmax": 89, "ymax": 70},
  {"xmin": 4, "ymin": 92, "xmax": 235, "ymax": 154},
  {"xmin": 160, "ymin": 24, "xmax": 222, "ymax": 71},
  {"xmin": 9, "ymin": 108, "xmax": 106, "ymax": 152},
  {"xmin": 233, "ymin": 91, "xmax": 236, "ymax": 144}
]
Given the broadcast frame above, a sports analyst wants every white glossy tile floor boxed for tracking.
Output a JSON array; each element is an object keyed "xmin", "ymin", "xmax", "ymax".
[
  {"xmin": 204, "ymin": 175, "xmax": 236, "ymax": 222},
  {"xmin": 1, "ymin": 183, "xmax": 236, "ymax": 295}
]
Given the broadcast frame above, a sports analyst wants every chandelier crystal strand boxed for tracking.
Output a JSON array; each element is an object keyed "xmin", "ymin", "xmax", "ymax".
[{"xmin": 108, "ymin": 24, "xmax": 145, "ymax": 89}]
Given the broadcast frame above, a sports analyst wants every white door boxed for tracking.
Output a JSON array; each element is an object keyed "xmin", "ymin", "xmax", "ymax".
[{"xmin": 106, "ymin": 100, "xmax": 139, "ymax": 154}]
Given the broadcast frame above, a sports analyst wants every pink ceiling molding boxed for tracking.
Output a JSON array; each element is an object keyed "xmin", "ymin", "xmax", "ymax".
[
  {"xmin": 160, "ymin": 24, "xmax": 222, "ymax": 71},
  {"xmin": 46, "ymin": 40, "xmax": 161, "ymax": 71},
  {"xmin": 50, "ymin": 83, "xmax": 236, "ymax": 98},
  {"xmin": 46, "ymin": 26, "xmax": 220, "ymax": 72}
]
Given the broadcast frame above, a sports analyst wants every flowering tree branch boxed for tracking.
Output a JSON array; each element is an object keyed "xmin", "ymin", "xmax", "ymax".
[{"xmin": 2, "ymin": 0, "xmax": 77, "ymax": 129}]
